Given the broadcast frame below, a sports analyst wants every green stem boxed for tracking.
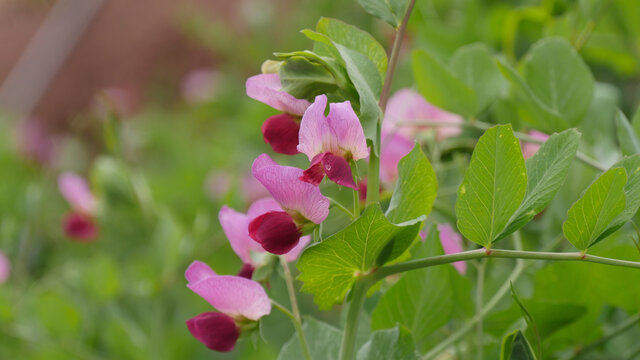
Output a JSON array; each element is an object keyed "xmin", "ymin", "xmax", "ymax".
[
  {"xmin": 280, "ymin": 257, "xmax": 302, "ymax": 322},
  {"xmin": 396, "ymin": 120, "xmax": 608, "ymax": 172},
  {"xmin": 374, "ymin": 248, "xmax": 640, "ymax": 282},
  {"xmin": 366, "ymin": 123, "xmax": 381, "ymax": 205},
  {"xmin": 475, "ymin": 259, "xmax": 487, "ymax": 360},
  {"xmin": 351, "ymin": 160, "xmax": 361, "ymax": 216},
  {"xmin": 327, "ymin": 197, "xmax": 355, "ymax": 220},
  {"xmin": 570, "ymin": 312, "xmax": 640, "ymax": 359},
  {"xmin": 339, "ymin": 280, "xmax": 369, "ymax": 360},
  {"xmin": 271, "ymin": 300, "xmax": 312, "ymax": 360}
]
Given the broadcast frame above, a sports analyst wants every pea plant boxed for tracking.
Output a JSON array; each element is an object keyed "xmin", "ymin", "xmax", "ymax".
[{"xmin": 184, "ymin": 0, "xmax": 640, "ymax": 359}]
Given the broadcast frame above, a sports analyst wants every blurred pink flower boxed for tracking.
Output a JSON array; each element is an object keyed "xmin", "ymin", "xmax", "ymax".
[
  {"xmin": 0, "ymin": 251, "xmax": 10, "ymax": 284},
  {"xmin": 63, "ymin": 213, "xmax": 99, "ymax": 242},
  {"xmin": 522, "ymin": 130, "xmax": 549, "ymax": 159},
  {"xmin": 185, "ymin": 260, "xmax": 271, "ymax": 352},
  {"xmin": 181, "ymin": 68, "xmax": 219, "ymax": 104},
  {"xmin": 242, "ymin": 172, "xmax": 270, "ymax": 204},
  {"xmin": 58, "ymin": 172, "xmax": 97, "ymax": 215},
  {"xmin": 437, "ymin": 224, "xmax": 466, "ymax": 274},
  {"xmin": 384, "ymin": 88, "xmax": 463, "ymax": 141},
  {"xmin": 249, "ymin": 154, "xmax": 329, "ymax": 254},
  {"xmin": 94, "ymin": 86, "xmax": 141, "ymax": 118},
  {"xmin": 204, "ymin": 171, "xmax": 232, "ymax": 201},
  {"xmin": 15, "ymin": 118, "xmax": 57, "ymax": 166},
  {"xmin": 246, "ymin": 74, "xmax": 311, "ymax": 155},
  {"xmin": 297, "ymin": 95, "xmax": 368, "ymax": 189},
  {"xmin": 380, "ymin": 130, "xmax": 414, "ymax": 183}
]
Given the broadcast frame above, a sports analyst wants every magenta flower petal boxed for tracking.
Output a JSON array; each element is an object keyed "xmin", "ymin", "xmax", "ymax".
[
  {"xmin": 300, "ymin": 154, "xmax": 327, "ymax": 186},
  {"xmin": 246, "ymin": 74, "xmax": 310, "ymax": 116},
  {"xmin": 380, "ymin": 131, "xmax": 415, "ymax": 183},
  {"xmin": 297, "ymin": 95, "xmax": 331, "ymax": 160},
  {"xmin": 522, "ymin": 130, "xmax": 549, "ymax": 159},
  {"xmin": 186, "ymin": 261, "xmax": 271, "ymax": 320},
  {"xmin": 236, "ymin": 264, "xmax": 255, "ymax": 279},
  {"xmin": 0, "ymin": 251, "xmax": 10, "ymax": 284},
  {"xmin": 283, "ymin": 235, "xmax": 311, "ymax": 262},
  {"xmin": 261, "ymin": 113, "xmax": 301, "ymax": 155},
  {"xmin": 58, "ymin": 172, "xmax": 97, "ymax": 215},
  {"xmin": 327, "ymin": 101, "xmax": 368, "ymax": 160},
  {"xmin": 249, "ymin": 211, "xmax": 301, "ymax": 255},
  {"xmin": 219, "ymin": 206, "xmax": 254, "ymax": 265},
  {"xmin": 319, "ymin": 153, "xmax": 357, "ymax": 189},
  {"xmin": 186, "ymin": 312, "xmax": 240, "ymax": 352},
  {"xmin": 252, "ymin": 154, "xmax": 330, "ymax": 224},
  {"xmin": 437, "ymin": 224, "xmax": 466, "ymax": 274},
  {"xmin": 63, "ymin": 212, "xmax": 98, "ymax": 241}
]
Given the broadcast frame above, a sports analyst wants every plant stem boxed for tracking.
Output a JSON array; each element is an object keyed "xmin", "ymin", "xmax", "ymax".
[
  {"xmin": 280, "ymin": 257, "xmax": 302, "ymax": 322},
  {"xmin": 271, "ymin": 300, "xmax": 312, "ymax": 360},
  {"xmin": 327, "ymin": 197, "xmax": 355, "ymax": 220},
  {"xmin": 396, "ymin": 120, "xmax": 608, "ymax": 172},
  {"xmin": 570, "ymin": 312, "xmax": 640, "ymax": 359},
  {"xmin": 374, "ymin": 248, "xmax": 640, "ymax": 281},
  {"xmin": 475, "ymin": 258, "xmax": 487, "ymax": 360},
  {"xmin": 351, "ymin": 160, "xmax": 361, "ymax": 216},
  {"xmin": 339, "ymin": 280, "xmax": 369, "ymax": 360}
]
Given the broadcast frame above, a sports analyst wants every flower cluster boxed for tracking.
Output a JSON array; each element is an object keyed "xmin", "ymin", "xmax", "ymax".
[{"xmin": 58, "ymin": 172, "xmax": 99, "ymax": 241}]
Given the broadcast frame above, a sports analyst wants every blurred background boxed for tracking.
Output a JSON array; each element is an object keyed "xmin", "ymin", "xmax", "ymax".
[{"xmin": 1, "ymin": 0, "xmax": 640, "ymax": 359}]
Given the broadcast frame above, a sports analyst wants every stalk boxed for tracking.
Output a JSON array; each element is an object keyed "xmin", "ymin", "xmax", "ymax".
[
  {"xmin": 338, "ymin": 280, "xmax": 369, "ymax": 360},
  {"xmin": 271, "ymin": 300, "xmax": 312, "ymax": 360}
]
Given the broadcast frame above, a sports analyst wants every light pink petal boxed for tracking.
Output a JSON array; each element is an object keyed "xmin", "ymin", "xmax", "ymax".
[
  {"xmin": 58, "ymin": 172, "xmax": 97, "ymax": 214},
  {"xmin": 243, "ymin": 172, "xmax": 271, "ymax": 204},
  {"xmin": 522, "ymin": 130, "xmax": 549, "ymax": 159},
  {"xmin": 218, "ymin": 206, "xmax": 254, "ymax": 264},
  {"xmin": 181, "ymin": 68, "xmax": 218, "ymax": 104},
  {"xmin": 327, "ymin": 101, "xmax": 368, "ymax": 160},
  {"xmin": 246, "ymin": 197, "xmax": 283, "ymax": 219},
  {"xmin": 0, "ymin": 251, "xmax": 10, "ymax": 284},
  {"xmin": 187, "ymin": 274, "xmax": 271, "ymax": 320},
  {"xmin": 185, "ymin": 261, "xmax": 217, "ymax": 283},
  {"xmin": 252, "ymin": 154, "xmax": 329, "ymax": 224},
  {"xmin": 380, "ymin": 130, "xmax": 415, "ymax": 183},
  {"xmin": 246, "ymin": 74, "xmax": 310, "ymax": 116},
  {"xmin": 204, "ymin": 171, "xmax": 232, "ymax": 201},
  {"xmin": 297, "ymin": 95, "xmax": 333, "ymax": 161},
  {"xmin": 434, "ymin": 111, "xmax": 463, "ymax": 140},
  {"xmin": 283, "ymin": 235, "xmax": 311, "ymax": 262},
  {"xmin": 437, "ymin": 224, "xmax": 466, "ymax": 274}
]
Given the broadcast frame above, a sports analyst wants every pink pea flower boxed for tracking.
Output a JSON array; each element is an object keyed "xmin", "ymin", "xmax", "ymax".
[
  {"xmin": 219, "ymin": 198, "xmax": 311, "ymax": 278},
  {"xmin": 437, "ymin": 224, "xmax": 466, "ymax": 275},
  {"xmin": 383, "ymin": 89, "xmax": 463, "ymax": 141},
  {"xmin": 297, "ymin": 95, "xmax": 368, "ymax": 189},
  {"xmin": 58, "ymin": 172, "xmax": 99, "ymax": 241},
  {"xmin": 204, "ymin": 171, "xmax": 232, "ymax": 201},
  {"xmin": 522, "ymin": 130, "xmax": 549, "ymax": 159},
  {"xmin": 185, "ymin": 261, "xmax": 271, "ymax": 352},
  {"xmin": 242, "ymin": 172, "xmax": 271, "ymax": 204},
  {"xmin": 181, "ymin": 68, "xmax": 219, "ymax": 104},
  {"xmin": 246, "ymin": 74, "xmax": 311, "ymax": 155},
  {"xmin": 0, "ymin": 251, "xmax": 10, "ymax": 284},
  {"xmin": 15, "ymin": 117, "xmax": 58, "ymax": 167},
  {"xmin": 249, "ymin": 154, "xmax": 329, "ymax": 254},
  {"xmin": 380, "ymin": 130, "xmax": 415, "ymax": 183}
]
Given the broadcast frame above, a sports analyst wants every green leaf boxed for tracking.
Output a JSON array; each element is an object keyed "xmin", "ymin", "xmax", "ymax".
[
  {"xmin": 279, "ymin": 56, "xmax": 339, "ymax": 100},
  {"xmin": 449, "ymin": 43, "xmax": 503, "ymax": 114},
  {"xmin": 594, "ymin": 155, "xmax": 640, "ymax": 244},
  {"xmin": 412, "ymin": 49, "xmax": 476, "ymax": 118},
  {"xmin": 497, "ymin": 129, "xmax": 580, "ymax": 240},
  {"xmin": 521, "ymin": 37, "xmax": 594, "ymax": 126},
  {"xmin": 356, "ymin": 327, "xmax": 417, "ymax": 360},
  {"xmin": 455, "ymin": 124, "xmax": 527, "ymax": 246},
  {"xmin": 511, "ymin": 284, "xmax": 542, "ymax": 360},
  {"xmin": 384, "ymin": 144, "xmax": 437, "ymax": 261},
  {"xmin": 496, "ymin": 60, "xmax": 568, "ymax": 133},
  {"xmin": 371, "ymin": 229, "xmax": 460, "ymax": 347},
  {"xmin": 563, "ymin": 167, "xmax": 628, "ymax": 250},
  {"xmin": 500, "ymin": 330, "xmax": 537, "ymax": 360},
  {"xmin": 616, "ymin": 109, "xmax": 640, "ymax": 156},
  {"xmin": 315, "ymin": 17, "xmax": 387, "ymax": 81},
  {"xmin": 357, "ymin": 0, "xmax": 408, "ymax": 28},
  {"xmin": 297, "ymin": 205, "xmax": 422, "ymax": 309},
  {"xmin": 277, "ymin": 317, "xmax": 342, "ymax": 360}
]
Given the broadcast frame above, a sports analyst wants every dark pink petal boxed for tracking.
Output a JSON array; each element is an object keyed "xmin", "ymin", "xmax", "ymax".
[
  {"xmin": 261, "ymin": 114, "xmax": 300, "ymax": 155},
  {"xmin": 522, "ymin": 130, "xmax": 549, "ymax": 159},
  {"xmin": 248, "ymin": 211, "xmax": 301, "ymax": 255},
  {"xmin": 0, "ymin": 251, "xmax": 10, "ymax": 284},
  {"xmin": 246, "ymin": 74, "xmax": 310, "ymax": 115},
  {"xmin": 186, "ymin": 262, "xmax": 271, "ymax": 320},
  {"xmin": 63, "ymin": 213, "xmax": 98, "ymax": 241},
  {"xmin": 437, "ymin": 224, "xmax": 466, "ymax": 274},
  {"xmin": 380, "ymin": 130, "xmax": 415, "ymax": 183},
  {"xmin": 58, "ymin": 172, "xmax": 97, "ymax": 215},
  {"xmin": 300, "ymin": 153, "xmax": 326, "ymax": 186},
  {"xmin": 252, "ymin": 154, "xmax": 330, "ymax": 224},
  {"xmin": 321, "ymin": 153, "xmax": 357, "ymax": 189},
  {"xmin": 186, "ymin": 312, "xmax": 239, "ymax": 352},
  {"xmin": 236, "ymin": 263, "xmax": 255, "ymax": 279},
  {"xmin": 327, "ymin": 101, "xmax": 368, "ymax": 160}
]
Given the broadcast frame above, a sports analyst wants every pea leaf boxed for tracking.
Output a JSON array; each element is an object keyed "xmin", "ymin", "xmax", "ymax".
[
  {"xmin": 563, "ymin": 167, "xmax": 628, "ymax": 250},
  {"xmin": 616, "ymin": 109, "xmax": 640, "ymax": 156},
  {"xmin": 521, "ymin": 37, "xmax": 594, "ymax": 126},
  {"xmin": 356, "ymin": 326, "xmax": 417, "ymax": 360},
  {"xmin": 594, "ymin": 155, "xmax": 640, "ymax": 244},
  {"xmin": 511, "ymin": 285, "xmax": 542, "ymax": 360},
  {"xmin": 500, "ymin": 330, "xmax": 537, "ymax": 360},
  {"xmin": 357, "ymin": 0, "xmax": 408, "ymax": 28},
  {"xmin": 277, "ymin": 317, "xmax": 342, "ymax": 360},
  {"xmin": 449, "ymin": 43, "xmax": 503, "ymax": 114},
  {"xmin": 412, "ymin": 49, "xmax": 476, "ymax": 118},
  {"xmin": 297, "ymin": 204, "xmax": 423, "ymax": 309},
  {"xmin": 497, "ymin": 129, "xmax": 580, "ymax": 240},
  {"xmin": 455, "ymin": 124, "xmax": 527, "ymax": 246},
  {"xmin": 279, "ymin": 56, "xmax": 339, "ymax": 100}
]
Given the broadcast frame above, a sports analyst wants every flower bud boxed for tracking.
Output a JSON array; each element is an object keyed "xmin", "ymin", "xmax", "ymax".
[
  {"xmin": 248, "ymin": 211, "xmax": 301, "ymax": 255},
  {"xmin": 63, "ymin": 212, "xmax": 98, "ymax": 241},
  {"xmin": 186, "ymin": 312, "xmax": 240, "ymax": 352},
  {"xmin": 261, "ymin": 114, "xmax": 300, "ymax": 155}
]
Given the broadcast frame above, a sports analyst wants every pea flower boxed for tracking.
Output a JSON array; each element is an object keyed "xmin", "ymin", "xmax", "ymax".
[
  {"xmin": 380, "ymin": 130, "xmax": 415, "ymax": 183},
  {"xmin": 185, "ymin": 261, "xmax": 271, "ymax": 352},
  {"xmin": 219, "ymin": 197, "xmax": 311, "ymax": 278},
  {"xmin": 246, "ymin": 74, "xmax": 311, "ymax": 155},
  {"xmin": 181, "ymin": 68, "xmax": 218, "ymax": 104},
  {"xmin": 0, "ymin": 251, "xmax": 10, "ymax": 284},
  {"xmin": 58, "ymin": 172, "xmax": 99, "ymax": 241},
  {"xmin": 249, "ymin": 154, "xmax": 329, "ymax": 254},
  {"xmin": 297, "ymin": 95, "xmax": 368, "ymax": 189},
  {"xmin": 437, "ymin": 224, "xmax": 466, "ymax": 275},
  {"xmin": 521, "ymin": 130, "xmax": 549, "ymax": 159}
]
